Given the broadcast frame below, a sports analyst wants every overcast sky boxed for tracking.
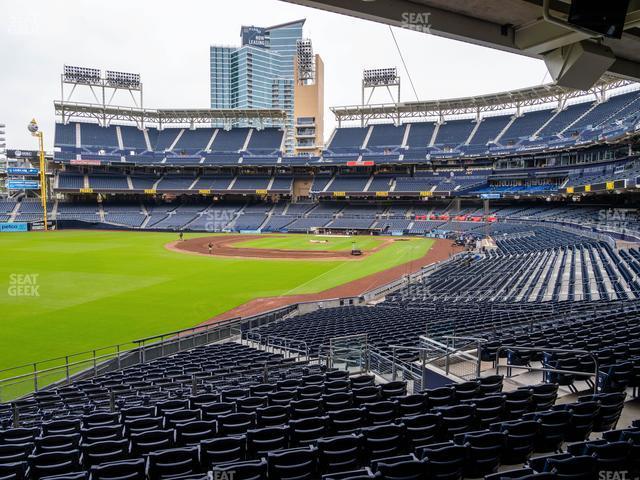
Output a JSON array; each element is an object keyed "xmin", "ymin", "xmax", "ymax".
[{"xmin": 0, "ymin": 0, "xmax": 549, "ymax": 150}]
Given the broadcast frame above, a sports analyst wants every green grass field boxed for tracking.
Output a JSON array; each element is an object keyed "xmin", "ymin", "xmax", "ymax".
[
  {"xmin": 231, "ymin": 235, "xmax": 385, "ymax": 252},
  {"xmin": 0, "ymin": 231, "xmax": 433, "ymax": 378}
]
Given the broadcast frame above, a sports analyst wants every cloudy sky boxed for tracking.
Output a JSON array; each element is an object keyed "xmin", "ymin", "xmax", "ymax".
[{"xmin": 0, "ymin": 0, "xmax": 549, "ymax": 150}]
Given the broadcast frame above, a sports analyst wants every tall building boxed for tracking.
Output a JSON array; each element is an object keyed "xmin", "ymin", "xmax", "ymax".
[
  {"xmin": 293, "ymin": 40, "xmax": 324, "ymax": 155},
  {"xmin": 210, "ymin": 19, "xmax": 323, "ymax": 154}
]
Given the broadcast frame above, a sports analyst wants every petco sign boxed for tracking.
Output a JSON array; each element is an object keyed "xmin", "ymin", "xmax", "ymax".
[{"xmin": 0, "ymin": 223, "xmax": 28, "ymax": 232}]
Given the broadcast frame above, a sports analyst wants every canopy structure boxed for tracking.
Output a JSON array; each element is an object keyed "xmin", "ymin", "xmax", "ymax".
[
  {"xmin": 330, "ymin": 74, "xmax": 636, "ymax": 125},
  {"xmin": 54, "ymin": 101, "xmax": 288, "ymax": 129}
]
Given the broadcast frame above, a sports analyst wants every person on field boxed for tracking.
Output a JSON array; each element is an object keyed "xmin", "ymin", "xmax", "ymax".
[
  {"xmin": 208, "ymin": 242, "xmax": 213, "ymax": 255},
  {"xmin": 179, "ymin": 232, "xmax": 184, "ymax": 242}
]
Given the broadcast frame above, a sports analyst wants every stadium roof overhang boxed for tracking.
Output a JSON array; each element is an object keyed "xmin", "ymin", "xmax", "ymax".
[
  {"xmin": 330, "ymin": 74, "xmax": 636, "ymax": 123},
  {"xmin": 281, "ymin": 0, "xmax": 640, "ymax": 88},
  {"xmin": 53, "ymin": 101, "xmax": 288, "ymax": 128}
]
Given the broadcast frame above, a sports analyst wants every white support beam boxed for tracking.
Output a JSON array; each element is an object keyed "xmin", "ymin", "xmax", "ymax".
[{"xmin": 282, "ymin": 0, "xmax": 640, "ymax": 86}]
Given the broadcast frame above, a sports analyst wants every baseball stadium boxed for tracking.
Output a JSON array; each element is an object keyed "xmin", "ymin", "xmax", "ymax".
[{"xmin": 1, "ymin": 1, "xmax": 640, "ymax": 479}]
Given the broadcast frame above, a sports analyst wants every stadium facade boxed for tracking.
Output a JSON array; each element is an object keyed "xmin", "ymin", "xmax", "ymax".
[{"xmin": 209, "ymin": 19, "xmax": 324, "ymax": 154}]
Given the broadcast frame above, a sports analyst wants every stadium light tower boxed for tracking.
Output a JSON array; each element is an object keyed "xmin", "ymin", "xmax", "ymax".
[
  {"xmin": 362, "ymin": 67, "xmax": 401, "ymax": 126},
  {"xmin": 27, "ymin": 119, "xmax": 48, "ymax": 231},
  {"xmin": 60, "ymin": 66, "xmax": 143, "ymax": 127},
  {"xmin": 362, "ymin": 68, "xmax": 400, "ymax": 104}
]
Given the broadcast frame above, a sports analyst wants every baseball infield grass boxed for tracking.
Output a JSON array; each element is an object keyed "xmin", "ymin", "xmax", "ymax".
[
  {"xmin": 231, "ymin": 235, "xmax": 385, "ymax": 252},
  {"xmin": 0, "ymin": 231, "xmax": 433, "ymax": 393}
]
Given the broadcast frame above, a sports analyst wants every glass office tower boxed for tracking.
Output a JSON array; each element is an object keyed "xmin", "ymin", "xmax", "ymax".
[{"xmin": 210, "ymin": 20, "xmax": 305, "ymax": 152}]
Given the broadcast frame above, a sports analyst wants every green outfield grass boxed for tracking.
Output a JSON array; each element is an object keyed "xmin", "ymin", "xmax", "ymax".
[
  {"xmin": 0, "ymin": 231, "xmax": 433, "ymax": 380},
  {"xmin": 231, "ymin": 235, "xmax": 384, "ymax": 252}
]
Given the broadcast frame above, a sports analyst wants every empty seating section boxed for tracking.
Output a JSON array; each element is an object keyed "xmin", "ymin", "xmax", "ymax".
[
  {"xmin": 328, "ymin": 127, "xmax": 367, "ymax": 151},
  {"xmin": 232, "ymin": 176, "xmax": 270, "ymax": 191},
  {"xmin": 500, "ymin": 110, "xmax": 553, "ymax": 144},
  {"xmin": 211, "ymin": 129, "xmax": 248, "ymax": 152},
  {"xmin": 406, "ymin": 122, "xmax": 436, "ymax": 148},
  {"xmin": 130, "ymin": 176, "xmax": 159, "ymax": 190},
  {"xmin": 119, "ymin": 126, "xmax": 147, "ymax": 151},
  {"xmin": 468, "ymin": 116, "xmax": 511, "ymax": 146},
  {"xmin": 54, "ymin": 123, "xmax": 76, "ymax": 148},
  {"xmin": 376, "ymin": 218, "xmax": 412, "ymax": 233},
  {"xmin": 270, "ymin": 177, "xmax": 293, "ymax": 191},
  {"xmin": 262, "ymin": 216, "xmax": 295, "ymax": 232},
  {"xmin": 286, "ymin": 217, "xmax": 331, "ymax": 232},
  {"xmin": 434, "ymin": 120, "xmax": 475, "ymax": 147},
  {"xmin": 246, "ymin": 128, "xmax": 283, "ymax": 153},
  {"xmin": 5, "ymin": 335, "xmax": 636, "ymax": 480},
  {"xmin": 286, "ymin": 203, "xmax": 315, "ymax": 216},
  {"xmin": 174, "ymin": 128, "xmax": 215, "ymax": 153},
  {"xmin": 564, "ymin": 162, "xmax": 640, "ymax": 189},
  {"xmin": 80, "ymin": 123, "xmax": 118, "ymax": 151},
  {"xmin": 187, "ymin": 205, "xmax": 242, "ymax": 232},
  {"xmin": 326, "ymin": 217, "xmax": 374, "ymax": 229},
  {"xmin": 367, "ymin": 175, "xmax": 394, "ymax": 192},
  {"xmin": 148, "ymin": 211, "xmax": 200, "ymax": 230},
  {"xmin": 340, "ymin": 205, "xmax": 384, "ymax": 218},
  {"xmin": 193, "ymin": 176, "xmax": 233, "ymax": 191},
  {"xmin": 234, "ymin": 214, "xmax": 267, "ymax": 231},
  {"xmin": 395, "ymin": 174, "xmax": 439, "ymax": 193},
  {"xmin": 55, "ymin": 202, "xmax": 99, "ymax": 223},
  {"xmin": 103, "ymin": 207, "xmax": 146, "ymax": 228},
  {"xmin": 435, "ymin": 174, "xmax": 487, "ymax": 193},
  {"xmin": 537, "ymin": 102, "xmax": 593, "ymax": 137},
  {"xmin": 571, "ymin": 90, "xmax": 640, "ymax": 132},
  {"xmin": 327, "ymin": 176, "xmax": 370, "ymax": 193},
  {"xmin": 0, "ymin": 201, "xmax": 17, "ymax": 214},
  {"xmin": 403, "ymin": 241, "xmax": 639, "ymax": 303},
  {"xmin": 310, "ymin": 174, "xmax": 333, "ymax": 193},
  {"xmin": 307, "ymin": 203, "xmax": 343, "ymax": 217},
  {"xmin": 58, "ymin": 173, "xmax": 85, "ymax": 189},
  {"xmin": 9, "ymin": 193, "xmax": 637, "ymax": 238},
  {"xmin": 156, "ymin": 176, "xmax": 196, "ymax": 191},
  {"xmin": 153, "ymin": 129, "xmax": 180, "ymax": 152},
  {"xmin": 367, "ymin": 125, "xmax": 405, "ymax": 149},
  {"xmin": 88, "ymin": 174, "xmax": 129, "ymax": 190},
  {"xmin": 52, "ymin": 89, "xmax": 640, "ymax": 170}
]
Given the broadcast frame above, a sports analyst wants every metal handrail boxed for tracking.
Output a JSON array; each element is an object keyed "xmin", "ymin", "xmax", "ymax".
[
  {"xmin": 0, "ymin": 321, "xmax": 247, "ymax": 399},
  {"xmin": 495, "ymin": 345, "xmax": 599, "ymax": 394},
  {"xmin": 0, "ymin": 316, "xmax": 242, "ymax": 377},
  {"xmin": 133, "ymin": 316, "xmax": 241, "ymax": 346},
  {"xmin": 266, "ymin": 336, "xmax": 309, "ymax": 358}
]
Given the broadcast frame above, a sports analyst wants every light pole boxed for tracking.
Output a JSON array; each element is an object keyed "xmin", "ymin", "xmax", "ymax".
[{"xmin": 28, "ymin": 119, "xmax": 48, "ymax": 231}]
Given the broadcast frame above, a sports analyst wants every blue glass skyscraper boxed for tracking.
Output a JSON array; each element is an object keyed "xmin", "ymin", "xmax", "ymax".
[{"xmin": 210, "ymin": 20, "xmax": 305, "ymax": 152}]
